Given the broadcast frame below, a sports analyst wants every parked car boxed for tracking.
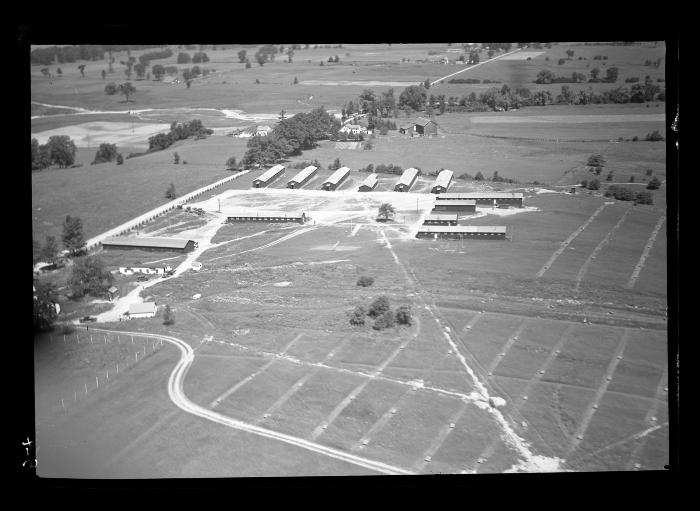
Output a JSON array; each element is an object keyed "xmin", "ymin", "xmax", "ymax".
[
  {"xmin": 79, "ymin": 316, "xmax": 97, "ymax": 323},
  {"xmin": 136, "ymin": 275, "xmax": 150, "ymax": 282}
]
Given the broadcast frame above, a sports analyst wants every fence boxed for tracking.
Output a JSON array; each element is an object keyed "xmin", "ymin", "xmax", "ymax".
[
  {"xmin": 84, "ymin": 170, "xmax": 252, "ymax": 253},
  {"xmin": 49, "ymin": 331, "xmax": 167, "ymax": 415}
]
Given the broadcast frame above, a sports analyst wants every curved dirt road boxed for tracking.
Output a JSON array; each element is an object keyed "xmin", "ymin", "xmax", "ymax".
[{"xmin": 91, "ymin": 327, "xmax": 413, "ymax": 476}]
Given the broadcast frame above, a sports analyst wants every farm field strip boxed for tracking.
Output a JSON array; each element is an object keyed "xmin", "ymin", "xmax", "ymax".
[
  {"xmin": 352, "ymin": 387, "xmax": 415, "ymax": 452},
  {"xmin": 309, "ymin": 318, "xmax": 425, "ymax": 441},
  {"xmin": 413, "ymin": 400, "xmax": 472, "ymax": 473},
  {"xmin": 575, "ymin": 209, "xmax": 631, "ymax": 290},
  {"xmin": 627, "ymin": 215, "xmax": 666, "ymax": 289},
  {"xmin": 91, "ymin": 328, "xmax": 414, "ymax": 476},
  {"xmin": 208, "ymin": 333, "xmax": 304, "ymax": 408},
  {"xmin": 383, "ymin": 229, "xmax": 564, "ymax": 471},
  {"xmin": 461, "ymin": 313, "xmax": 484, "ymax": 333},
  {"xmin": 486, "ymin": 320, "xmax": 531, "ymax": 375},
  {"xmin": 625, "ymin": 366, "xmax": 669, "ymax": 470},
  {"xmin": 255, "ymin": 338, "xmax": 353, "ymax": 425},
  {"xmin": 471, "ymin": 324, "xmax": 577, "ymax": 472},
  {"xmin": 429, "ymin": 48, "xmax": 522, "ymax": 86},
  {"xmin": 535, "ymin": 203, "xmax": 609, "ymax": 278},
  {"xmin": 566, "ymin": 329, "xmax": 631, "ymax": 456}
]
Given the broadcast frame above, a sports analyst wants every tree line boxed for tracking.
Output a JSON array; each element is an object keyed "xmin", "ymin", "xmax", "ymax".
[
  {"xmin": 31, "ymin": 45, "xmax": 167, "ymax": 66},
  {"xmin": 148, "ymin": 120, "xmax": 213, "ymax": 151}
]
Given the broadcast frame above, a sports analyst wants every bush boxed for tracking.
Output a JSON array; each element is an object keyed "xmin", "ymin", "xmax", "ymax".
[
  {"xmin": 368, "ymin": 295, "xmax": 390, "ymax": 318},
  {"xmin": 580, "ymin": 180, "xmax": 588, "ymax": 188},
  {"xmin": 646, "ymin": 176, "xmax": 662, "ymax": 189},
  {"xmin": 349, "ymin": 306, "xmax": 366, "ymax": 326},
  {"xmin": 165, "ymin": 183, "xmax": 176, "ymax": 199},
  {"xmin": 116, "ymin": 154, "xmax": 124, "ymax": 165},
  {"xmin": 604, "ymin": 185, "xmax": 634, "ymax": 200},
  {"xmin": 474, "ymin": 171, "xmax": 484, "ymax": 181},
  {"xmin": 395, "ymin": 305, "xmax": 412, "ymax": 326},
  {"xmin": 372, "ymin": 310, "xmax": 396, "ymax": 330},
  {"xmin": 634, "ymin": 191, "xmax": 654, "ymax": 205},
  {"xmin": 458, "ymin": 172, "xmax": 472, "ymax": 180},
  {"xmin": 645, "ymin": 130, "xmax": 664, "ymax": 141},
  {"xmin": 587, "ymin": 179, "xmax": 600, "ymax": 190},
  {"xmin": 645, "ymin": 169, "xmax": 653, "ymax": 176},
  {"xmin": 163, "ymin": 305, "xmax": 175, "ymax": 325},
  {"xmin": 104, "ymin": 82, "xmax": 118, "ymax": 95},
  {"xmin": 357, "ymin": 276, "xmax": 374, "ymax": 287}
]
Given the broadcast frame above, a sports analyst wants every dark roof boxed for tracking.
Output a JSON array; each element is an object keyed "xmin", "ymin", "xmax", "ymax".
[
  {"xmin": 415, "ymin": 117, "xmax": 437, "ymax": 127},
  {"xmin": 102, "ymin": 236, "xmax": 193, "ymax": 249}
]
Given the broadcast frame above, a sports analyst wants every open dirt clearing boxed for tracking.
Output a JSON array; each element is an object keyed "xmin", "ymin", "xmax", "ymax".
[{"xmin": 31, "ymin": 121, "xmax": 172, "ymax": 148}]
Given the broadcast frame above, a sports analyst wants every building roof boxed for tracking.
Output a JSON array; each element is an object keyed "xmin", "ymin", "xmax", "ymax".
[
  {"xmin": 128, "ymin": 302, "xmax": 157, "ymax": 315},
  {"xmin": 360, "ymin": 173, "xmax": 378, "ymax": 188},
  {"xmin": 108, "ymin": 286, "xmax": 119, "ymax": 294},
  {"xmin": 400, "ymin": 122, "xmax": 415, "ymax": 130},
  {"xmin": 424, "ymin": 213, "xmax": 459, "ymax": 222},
  {"xmin": 418, "ymin": 225, "xmax": 507, "ymax": 234},
  {"xmin": 434, "ymin": 199, "xmax": 476, "ymax": 206},
  {"xmin": 102, "ymin": 236, "xmax": 193, "ymax": 249},
  {"xmin": 226, "ymin": 210, "xmax": 305, "ymax": 218},
  {"xmin": 415, "ymin": 117, "xmax": 436, "ymax": 127},
  {"xmin": 397, "ymin": 168, "xmax": 420, "ymax": 187},
  {"xmin": 324, "ymin": 166, "xmax": 351, "ymax": 185},
  {"xmin": 255, "ymin": 164, "xmax": 285, "ymax": 182},
  {"xmin": 436, "ymin": 192, "xmax": 524, "ymax": 200},
  {"xmin": 433, "ymin": 169, "xmax": 454, "ymax": 189},
  {"xmin": 257, "ymin": 125, "xmax": 271, "ymax": 131},
  {"xmin": 289, "ymin": 165, "xmax": 317, "ymax": 184}
]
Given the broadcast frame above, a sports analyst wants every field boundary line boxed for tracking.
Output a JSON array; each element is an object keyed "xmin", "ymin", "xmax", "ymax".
[
  {"xmin": 566, "ymin": 328, "xmax": 632, "ymax": 457},
  {"xmin": 92, "ymin": 328, "xmax": 414, "ymax": 476},
  {"xmin": 626, "ymin": 215, "xmax": 666, "ymax": 289},
  {"xmin": 352, "ymin": 387, "xmax": 415, "ymax": 452},
  {"xmin": 569, "ymin": 422, "xmax": 668, "ymax": 467},
  {"xmin": 254, "ymin": 338, "xmax": 352, "ymax": 425},
  {"xmin": 535, "ymin": 203, "xmax": 609, "ymax": 279},
  {"xmin": 413, "ymin": 400, "xmax": 471, "ymax": 473},
  {"xmin": 575, "ymin": 208, "xmax": 631, "ymax": 291},
  {"xmin": 430, "ymin": 48, "xmax": 522, "ymax": 86},
  {"xmin": 209, "ymin": 333, "xmax": 304, "ymax": 409},
  {"xmin": 486, "ymin": 320, "xmax": 530, "ymax": 375},
  {"xmin": 625, "ymin": 366, "xmax": 669, "ymax": 470},
  {"xmin": 472, "ymin": 323, "xmax": 576, "ymax": 473}
]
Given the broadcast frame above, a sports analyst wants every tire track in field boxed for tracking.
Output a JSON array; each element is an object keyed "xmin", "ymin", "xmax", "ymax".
[
  {"xmin": 91, "ymin": 327, "xmax": 413, "ymax": 476},
  {"xmin": 574, "ymin": 208, "xmax": 631, "ymax": 291},
  {"xmin": 378, "ymin": 230, "xmax": 564, "ymax": 472},
  {"xmin": 626, "ymin": 215, "xmax": 666, "ymax": 289},
  {"xmin": 535, "ymin": 203, "xmax": 609, "ymax": 279}
]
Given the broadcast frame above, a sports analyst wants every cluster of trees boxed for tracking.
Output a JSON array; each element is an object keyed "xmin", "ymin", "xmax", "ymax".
[
  {"xmin": 343, "ymin": 88, "xmax": 397, "ymax": 119},
  {"xmin": 645, "ymin": 130, "xmax": 664, "ymax": 141},
  {"xmin": 31, "ymin": 136, "xmax": 77, "ymax": 170},
  {"xmin": 644, "ymin": 58, "xmax": 663, "ymax": 68},
  {"xmin": 68, "ymin": 255, "xmax": 114, "ymax": 299},
  {"xmin": 192, "ymin": 52, "xmax": 209, "ymax": 63},
  {"xmin": 138, "ymin": 48, "xmax": 173, "ymax": 66},
  {"xmin": 358, "ymin": 163, "xmax": 404, "ymax": 175},
  {"xmin": 31, "ymin": 45, "xmax": 106, "ymax": 65},
  {"xmin": 92, "ymin": 143, "xmax": 121, "ymax": 165},
  {"xmin": 254, "ymin": 44, "xmax": 278, "ymax": 66},
  {"xmin": 242, "ymin": 107, "xmax": 340, "ymax": 166},
  {"xmin": 148, "ymin": 120, "xmax": 213, "ymax": 151},
  {"xmin": 349, "ymin": 296, "xmax": 412, "ymax": 330},
  {"xmin": 104, "ymin": 81, "xmax": 136, "ymax": 101},
  {"xmin": 356, "ymin": 276, "xmax": 374, "ymax": 287},
  {"xmin": 536, "ymin": 67, "xmax": 617, "ymax": 84},
  {"xmin": 580, "ymin": 178, "xmax": 600, "ymax": 190},
  {"xmin": 646, "ymin": 176, "xmax": 662, "ymax": 189},
  {"xmin": 178, "ymin": 52, "xmax": 192, "ymax": 64},
  {"xmin": 448, "ymin": 78, "xmax": 483, "ymax": 84},
  {"xmin": 604, "ymin": 185, "xmax": 654, "ymax": 204}
]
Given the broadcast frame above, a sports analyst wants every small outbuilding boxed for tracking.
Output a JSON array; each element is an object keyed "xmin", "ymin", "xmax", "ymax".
[
  {"xmin": 399, "ymin": 117, "xmax": 438, "ymax": 137},
  {"xmin": 322, "ymin": 167, "xmax": 351, "ymax": 191},
  {"xmin": 253, "ymin": 164, "xmax": 285, "ymax": 188},
  {"xmin": 358, "ymin": 173, "xmax": 378, "ymax": 192},
  {"xmin": 394, "ymin": 168, "xmax": 420, "ymax": 192},
  {"xmin": 287, "ymin": 166, "xmax": 318, "ymax": 189},
  {"xmin": 126, "ymin": 302, "xmax": 157, "ymax": 319},
  {"xmin": 107, "ymin": 286, "xmax": 119, "ymax": 301},
  {"xmin": 423, "ymin": 213, "xmax": 459, "ymax": 226},
  {"xmin": 431, "ymin": 169, "xmax": 454, "ymax": 194}
]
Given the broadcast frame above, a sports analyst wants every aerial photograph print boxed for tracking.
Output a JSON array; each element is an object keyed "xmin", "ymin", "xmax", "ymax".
[{"xmin": 28, "ymin": 28, "xmax": 677, "ymax": 484}]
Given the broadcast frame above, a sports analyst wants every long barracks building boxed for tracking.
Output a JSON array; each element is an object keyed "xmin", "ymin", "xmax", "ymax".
[
  {"xmin": 416, "ymin": 225, "xmax": 507, "ymax": 240},
  {"xmin": 435, "ymin": 192, "xmax": 524, "ymax": 208}
]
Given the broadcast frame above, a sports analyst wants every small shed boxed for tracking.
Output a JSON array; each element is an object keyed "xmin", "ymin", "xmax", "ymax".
[
  {"xmin": 107, "ymin": 286, "xmax": 119, "ymax": 301},
  {"xmin": 127, "ymin": 302, "xmax": 157, "ymax": 319},
  {"xmin": 414, "ymin": 117, "xmax": 438, "ymax": 136},
  {"xmin": 322, "ymin": 167, "xmax": 351, "ymax": 191},
  {"xmin": 253, "ymin": 164, "xmax": 285, "ymax": 188},
  {"xmin": 394, "ymin": 168, "xmax": 420, "ymax": 192},
  {"xmin": 358, "ymin": 173, "xmax": 378, "ymax": 192}
]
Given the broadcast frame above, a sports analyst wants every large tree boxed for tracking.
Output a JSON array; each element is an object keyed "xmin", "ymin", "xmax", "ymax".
[
  {"xmin": 39, "ymin": 235, "xmax": 60, "ymax": 264},
  {"xmin": 118, "ymin": 82, "xmax": 136, "ymax": 102},
  {"xmin": 398, "ymin": 85, "xmax": 427, "ymax": 111},
  {"xmin": 46, "ymin": 135, "xmax": 77, "ymax": 168},
  {"xmin": 61, "ymin": 215, "xmax": 85, "ymax": 256},
  {"xmin": 68, "ymin": 255, "xmax": 114, "ymax": 299},
  {"xmin": 92, "ymin": 143, "xmax": 118, "ymax": 164},
  {"xmin": 33, "ymin": 280, "xmax": 58, "ymax": 332},
  {"xmin": 238, "ymin": 50, "xmax": 247, "ymax": 63},
  {"xmin": 151, "ymin": 64, "xmax": 165, "ymax": 80},
  {"xmin": 377, "ymin": 203, "xmax": 396, "ymax": 221}
]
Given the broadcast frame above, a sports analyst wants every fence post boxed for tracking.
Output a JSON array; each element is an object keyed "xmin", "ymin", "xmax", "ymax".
[
  {"xmin": 64, "ymin": 335, "xmax": 66, "ymax": 344},
  {"xmin": 116, "ymin": 363, "xmax": 119, "ymax": 373},
  {"xmin": 96, "ymin": 376, "xmax": 99, "ymax": 388},
  {"xmin": 90, "ymin": 335, "xmax": 93, "ymax": 344},
  {"xmin": 104, "ymin": 335, "xmax": 107, "ymax": 343},
  {"xmin": 106, "ymin": 370, "xmax": 109, "ymax": 380},
  {"xmin": 61, "ymin": 397, "xmax": 65, "ymax": 411},
  {"xmin": 74, "ymin": 391, "xmax": 77, "ymax": 402},
  {"xmin": 85, "ymin": 383, "xmax": 88, "ymax": 395},
  {"xmin": 135, "ymin": 351, "xmax": 138, "ymax": 362}
]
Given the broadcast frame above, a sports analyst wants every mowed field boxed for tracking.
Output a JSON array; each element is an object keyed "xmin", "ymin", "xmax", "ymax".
[{"xmin": 35, "ymin": 181, "xmax": 669, "ymax": 476}]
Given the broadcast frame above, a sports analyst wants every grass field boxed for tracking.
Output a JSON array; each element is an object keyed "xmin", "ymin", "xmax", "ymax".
[{"xmin": 33, "ymin": 42, "xmax": 669, "ymax": 477}]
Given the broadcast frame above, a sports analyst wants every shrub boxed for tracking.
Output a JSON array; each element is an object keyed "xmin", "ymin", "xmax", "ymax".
[
  {"xmin": 349, "ymin": 306, "xmax": 366, "ymax": 326},
  {"xmin": 458, "ymin": 172, "xmax": 472, "ymax": 180},
  {"xmin": 646, "ymin": 176, "xmax": 662, "ymax": 189},
  {"xmin": 368, "ymin": 295, "xmax": 390, "ymax": 318},
  {"xmin": 104, "ymin": 82, "xmax": 118, "ymax": 95},
  {"xmin": 558, "ymin": 58, "xmax": 566, "ymax": 65},
  {"xmin": 163, "ymin": 305, "xmax": 175, "ymax": 325},
  {"xmin": 645, "ymin": 169, "xmax": 653, "ymax": 176},
  {"xmin": 474, "ymin": 171, "xmax": 484, "ymax": 181},
  {"xmin": 604, "ymin": 185, "xmax": 634, "ymax": 200},
  {"xmin": 357, "ymin": 276, "xmax": 374, "ymax": 287},
  {"xmin": 632, "ymin": 136, "xmax": 639, "ymax": 141},
  {"xmin": 587, "ymin": 179, "xmax": 600, "ymax": 190},
  {"xmin": 634, "ymin": 191, "xmax": 654, "ymax": 205},
  {"xmin": 116, "ymin": 154, "xmax": 124, "ymax": 165},
  {"xmin": 372, "ymin": 310, "xmax": 396, "ymax": 330},
  {"xmin": 629, "ymin": 175, "xmax": 635, "ymax": 183},
  {"xmin": 165, "ymin": 183, "xmax": 176, "ymax": 199},
  {"xmin": 645, "ymin": 130, "xmax": 664, "ymax": 141},
  {"xmin": 395, "ymin": 305, "xmax": 412, "ymax": 326},
  {"xmin": 606, "ymin": 171, "xmax": 613, "ymax": 181}
]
